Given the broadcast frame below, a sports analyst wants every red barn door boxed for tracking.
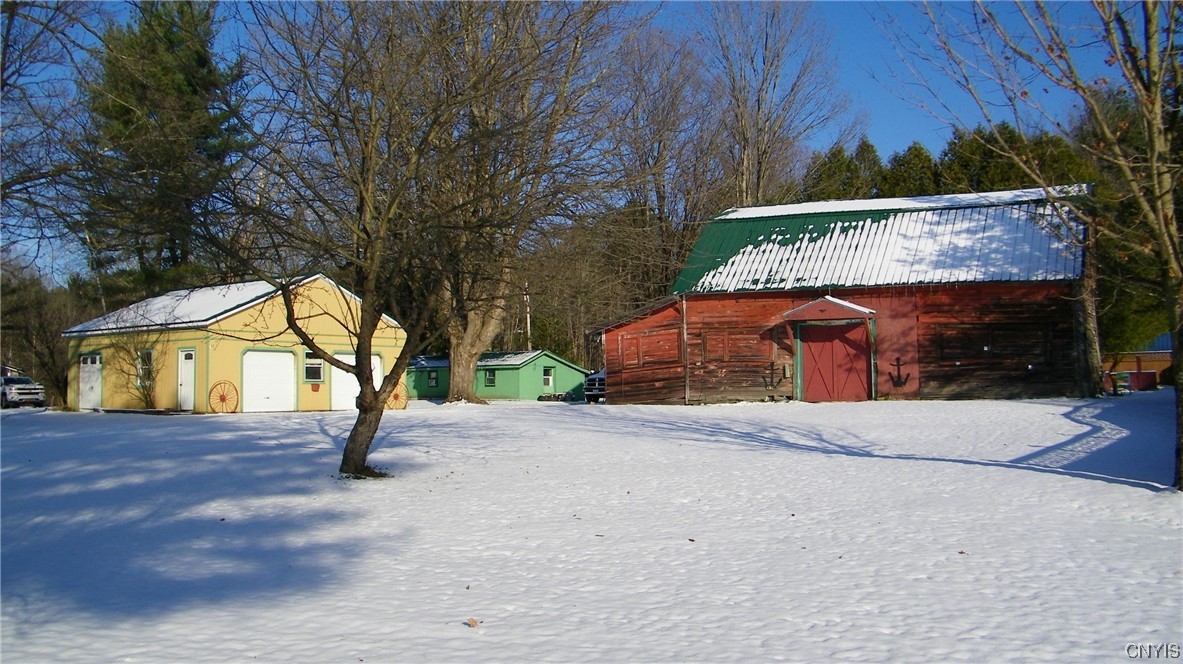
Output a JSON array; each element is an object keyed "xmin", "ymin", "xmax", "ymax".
[{"xmin": 800, "ymin": 323, "xmax": 871, "ymax": 402}]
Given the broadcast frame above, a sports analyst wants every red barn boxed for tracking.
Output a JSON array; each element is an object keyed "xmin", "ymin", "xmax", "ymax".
[{"xmin": 595, "ymin": 187, "xmax": 1090, "ymax": 404}]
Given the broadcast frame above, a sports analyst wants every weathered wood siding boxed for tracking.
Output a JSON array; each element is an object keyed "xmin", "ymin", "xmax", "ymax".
[
  {"xmin": 607, "ymin": 301, "xmax": 685, "ymax": 404},
  {"xmin": 602, "ymin": 283, "xmax": 1083, "ymax": 404},
  {"xmin": 915, "ymin": 283, "xmax": 1080, "ymax": 398},
  {"xmin": 687, "ymin": 295, "xmax": 792, "ymax": 404}
]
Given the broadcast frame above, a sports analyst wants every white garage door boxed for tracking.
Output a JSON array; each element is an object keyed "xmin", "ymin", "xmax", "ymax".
[
  {"xmin": 242, "ymin": 351, "xmax": 296, "ymax": 412},
  {"xmin": 331, "ymin": 353, "xmax": 383, "ymax": 411}
]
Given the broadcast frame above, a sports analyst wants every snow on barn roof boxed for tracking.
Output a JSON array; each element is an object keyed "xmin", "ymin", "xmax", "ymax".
[
  {"xmin": 672, "ymin": 186, "xmax": 1085, "ymax": 294},
  {"xmin": 62, "ymin": 274, "xmax": 396, "ymax": 337}
]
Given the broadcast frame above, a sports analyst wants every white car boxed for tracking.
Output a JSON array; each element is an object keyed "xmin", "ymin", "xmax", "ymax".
[{"xmin": 1, "ymin": 376, "xmax": 47, "ymax": 408}]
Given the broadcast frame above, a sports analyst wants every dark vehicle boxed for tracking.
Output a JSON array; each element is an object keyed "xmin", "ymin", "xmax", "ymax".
[
  {"xmin": 1, "ymin": 376, "xmax": 47, "ymax": 408},
  {"xmin": 584, "ymin": 369, "xmax": 605, "ymax": 403}
]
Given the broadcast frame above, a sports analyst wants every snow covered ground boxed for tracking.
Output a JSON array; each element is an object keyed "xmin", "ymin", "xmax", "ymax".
[{"xmin": 2, "ymin": 390, "xmax": 1180, "ymax": 662}]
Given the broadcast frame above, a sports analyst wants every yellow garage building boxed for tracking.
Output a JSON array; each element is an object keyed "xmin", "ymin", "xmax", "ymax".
[{"xmin": 63, "ymin": 274, "xmax": 407, "ymax": 413}]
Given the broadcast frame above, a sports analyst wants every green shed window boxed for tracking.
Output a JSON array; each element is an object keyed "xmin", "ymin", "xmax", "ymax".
[
  {"xmin": 484, "ymin": 369, "xmax": 496, "ymax": 387},
  {"xmin": 542, "ymin": 366, "xmax": 554, "ymax": 388},
  {"xmin": 428, "ymin": 370, "xmax": 438, "ymax": 388}
]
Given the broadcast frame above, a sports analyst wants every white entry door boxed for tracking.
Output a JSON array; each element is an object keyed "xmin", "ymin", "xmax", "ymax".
[
  {"xmin": 242, "ymin": 351, "xmax": 296, "ymax": 412},
  {"xmin": 177, "ymin": 349, "xmax": 196, "ymax": 410},
  {"xmin": 331, "ymin": 353, "xmax": 383, "ymax": 411},
  {"xmin": 79, "ymin": 355, "xmax": 102, "ymax": 410}
]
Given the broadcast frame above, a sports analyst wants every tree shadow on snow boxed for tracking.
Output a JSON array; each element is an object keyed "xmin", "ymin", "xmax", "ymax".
[
  {"xmin": 0, "ymin": 410, "xmax": 426, "ymax": 623},
  {"xmin": 562, "ymin": 389, "xmax": 1176, "ymax": 492},
  {"xmin": 1005, "ymin": 390, "xmax": 1176, "ymax": 489}
]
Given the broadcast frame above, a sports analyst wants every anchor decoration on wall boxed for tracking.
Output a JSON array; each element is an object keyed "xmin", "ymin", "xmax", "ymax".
[
  {"xmin": 762, "ymin": 361, "xmax": 785, "ymax": 390},
  {"xmin": 888, "ymin": 356, "xmax": 911, "ymax": 388}
]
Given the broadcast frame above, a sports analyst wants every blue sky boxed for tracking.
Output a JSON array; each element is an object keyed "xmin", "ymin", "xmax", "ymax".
[
  {"xmin": 813, "ymin": 2, "xmax": 958, "ymax": 158},
  {"xmin": 652, "ymin": 1, "xmax": 1001, "ymax": 160},
  {"xmin": 810, "ymin": 2, "xmax": 1108, "ymax": 160},
  {"xmin": 218, "ymin": 1, "xmax": 1093, "ymax": 161}
]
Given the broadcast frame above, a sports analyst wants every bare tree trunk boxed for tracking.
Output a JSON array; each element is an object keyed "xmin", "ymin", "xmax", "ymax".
[
  {"xmin": 446, "ymin": 294, "xmax": 509, "ymax": 403},
  {"xmin": 339, "ymin": 393, "xmax": 386, "ymax": 476},
  {"xmin": 447, "ymin": 336, "xmax": 486, "ymax": 404},
  {"xmin": 1079, "ymin": 235, "xmax": 1104, "ymax": 396},
  {"xmin": 1170, "ymin": 283, "xmax": 1183, "ymax": 490}
]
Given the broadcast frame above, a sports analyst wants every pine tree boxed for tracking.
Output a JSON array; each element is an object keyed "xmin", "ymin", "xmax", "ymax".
[
  {"xmin": 78, "ymin": 1, "xmax": 244, "ymax": 295},
  {"xmin": 878, "ymin": 142, "xmax": 938, "ymax": 197},
  {"xmin": 936, "ymin": 123, "xmax": 1091, "ymax": 194},
  {"xmin": 799, "ymin": 136, "xmax": 882, "ymax": 202}
]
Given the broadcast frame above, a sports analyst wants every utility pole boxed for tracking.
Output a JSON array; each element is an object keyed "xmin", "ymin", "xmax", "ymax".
[{"xmin": 524, "ymin": 282, "xmax": 532, "ymax": 351}]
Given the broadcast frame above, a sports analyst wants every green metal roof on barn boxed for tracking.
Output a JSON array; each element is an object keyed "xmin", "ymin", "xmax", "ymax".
[{"xmin": 671, "ymin": 187, "xmax": 1085, "ymax": 295}]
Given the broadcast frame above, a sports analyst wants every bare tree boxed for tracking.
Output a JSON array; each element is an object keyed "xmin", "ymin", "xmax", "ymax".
[
  {"xmin": 0, "ymin": 255, "xmax": 97, "ymax": 404},
  {"xmin": 894, "ymin": 1, "xmax": 1182, "ymax": 489},
  {"xmin": 698, "ymin": 2, "xmax": 850, "ymax": 207},
  {"xmin": 601, "ymin": 25, "xmax": 728, "ymax": 303},
  {"xmin": 73, "ymin": 1, "xmax": 246, "ymax": 295},
  {"xmin": 209, "ymin": 2, "xmax": 485, "ymax": 475},
  {"xmin": 217, "ymin": 3, "xmax": 635, "ymax": 471},
  {"xmin": 494, "ymin": 22, "xmax": 733, "ymax": 371},
  {"xmin": 105, "ymin": 330, "xmax": 166, "ymax": 409},
  {"xmin": 1, "ymin": 1, "xmax": 103, "ymax": 265},
  {"xmin": 502, "ymin": 10, "xmax": 849, "ymax": 371},
  {"xmin": 427, "ymin": 3, "xmax": 634, "ymax": 403}
]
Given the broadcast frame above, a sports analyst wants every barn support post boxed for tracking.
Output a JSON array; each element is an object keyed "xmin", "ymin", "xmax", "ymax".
[
  {"xmin": 681, "ymin": 294, "xmax": 690, "ymax": 405},
  {"xmin": 791, "ymin": 323, "xmax": 803, "ymax": 399},
  {"xmin": 866, "ymin": 318, "xmax": 879, "ymax": 400}
]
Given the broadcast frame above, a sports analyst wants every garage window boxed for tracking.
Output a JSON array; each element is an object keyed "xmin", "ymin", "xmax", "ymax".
[
  {"xmin": 484, "ymin": 369, "xmax": 496, "ymax": 387},
  {"xmin": 427, "ymin": 370, "xmax": 438, "ymax": 387},
  {"xmin": 542, "ymin": 366, "xmax": 554, "ymax": 387},
  {"xmin": 304, "ymin": 351, "xmax": 324, "ymax": 382}
]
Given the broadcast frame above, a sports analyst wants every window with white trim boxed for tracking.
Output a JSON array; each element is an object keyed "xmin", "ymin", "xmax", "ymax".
[
  {"xmin": 427, "ymin": 370, "xmax": 438, "ymax": 388},
  {"xmin": 304, "ymin": 351, "xmax": 324, "ymax": 382},
  {"xmin": 484, "ymin": 369, "xmax": 496, "ymax": 387},
  {"xmin": 542, "ymin": 366, "xmax": 554, "ymax": 388}
]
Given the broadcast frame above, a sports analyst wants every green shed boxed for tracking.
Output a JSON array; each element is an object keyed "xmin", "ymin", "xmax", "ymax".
[{"xmin": 405, "ymin": 350, "xmax": 589, "ymax": 401}]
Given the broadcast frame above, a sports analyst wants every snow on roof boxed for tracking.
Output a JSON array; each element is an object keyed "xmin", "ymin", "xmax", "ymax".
[
  {"xmin": 714, "ymin": 185, "xmax": 1088, "ymax": 220},
  {"xmin": 674, "ymin": 187, "xmax": 1083, "ymax": 294},
  {"xmin": 63, "ymin": 279, "xmax": 285, "ymax": 336},
  {"xmin": 782, "ymin": 296, "xmax": 876, "ymax": 320},
  {"xmin": 62, "ymin": 274, "xmax": 398, "ymax": 337},
  {"xmin": 478, "ymin": 351, "xmax": 547, "ymax": 367},
  {"xmin": 410, "ymin": 351, "xmax": 549, "ymax": 370}
]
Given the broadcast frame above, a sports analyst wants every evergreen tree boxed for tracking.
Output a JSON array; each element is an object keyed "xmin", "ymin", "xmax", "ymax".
[
  {"xmin": 851, "ymin": 137, "xmax": 884, "ymax": 197},
  {"xmin": 799, "ymin": 136, "xmax": 882, "ymax": 201},
  {"xmin": 878, "ymin": 142, "xmax": 938, "ymax": 197},
  {"xmin": 78, "ymin": 1, "xmax": 244, "ymax": 295},
  {"xmin": 936, "ymin": 125, "xmax": 1025, "ymax": 193},
  {"xmin": 936, "ymin": 123, "xmax": 1091, "ymax": 194}
]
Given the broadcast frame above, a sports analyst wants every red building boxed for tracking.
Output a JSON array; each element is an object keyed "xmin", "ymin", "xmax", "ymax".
[{"xmin": 595, "ymin": 188, "xmax": 1090, "ymax": 404}]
